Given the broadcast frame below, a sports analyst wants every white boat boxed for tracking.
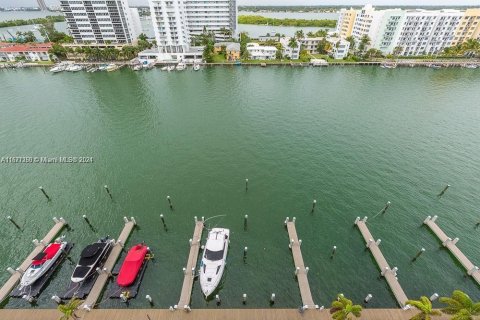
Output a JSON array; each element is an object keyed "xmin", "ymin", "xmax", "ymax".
[
  {"xmin": 176, "ymin": 62, "xmax": 186, "ymax": 71},
  {"xmin": 106, "ymin": 63, "xmax": 119, "ymax": 72},
  {"xmin": 86, "ymin": 66, "xmax": 98, "ymax": 73},
  {"xmin": 49, "ymin": 64, "xmax": 66, "ymax": 73},
  {"xmin": 67, "ymin": 64, "xmax": 82, "ymax": 72},
  {"xmin": 193, "ymin": 64, "xmax": 201, "ymax": 71},
  {"xmin": 381, "ymin": 62, "xmax": 397, "ymax": 69},
  {"xmin": 428, "ymin": 64, "xmax": 442, "ymax": 69},
  {"xmin": 20, "ymin": 240, "xmax": 67, "ymax": 287},
  {"xmin": 133, "ymin": 64, "xmax": 142, "ymax": 71},
  {"xmin": 161, "ymin": 66, "xmax": 168, "ymax": 71},
  {"xmin": 71, "ymin": 238, "xmax": 113, "ymax": 283},
  {"xmin": 167, "ymin": 65, "xmax": 175, "ymax": 72},
  {"xmin": 98, "ymin": 64, "xmax": 109, "ymax": 71},
  {"xmin": 465, "ymin": 64, "xmax": 478, "ymax": 69},
  {"xmin": 143, "ymin": 62, "xmax": 155, "ymax": 70},
  {"xmin": 199, "ymin": 228, "xmax": 230, "ymax": 298}
]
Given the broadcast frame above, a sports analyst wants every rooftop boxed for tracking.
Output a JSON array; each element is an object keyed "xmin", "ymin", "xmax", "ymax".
[{"xmin": 0, "ymin": 43, "xmax": 52, "ymax": 53}]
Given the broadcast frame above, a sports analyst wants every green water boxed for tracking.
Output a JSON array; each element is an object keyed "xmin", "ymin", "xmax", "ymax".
[{"xmin": 0, "ymin": 66, "xmax": 479, "ymax": 310}]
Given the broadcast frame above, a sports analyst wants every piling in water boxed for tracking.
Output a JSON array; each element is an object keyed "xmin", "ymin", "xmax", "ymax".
[
  {"xmin": 243, "ymin": 246, "xmax": 248, "ymax": 263},
  {"xmin": 104, "ymin": 185, "xmax": 112, "ymax": 199},
  {"xmin": 167, "ymin": 196, "xmax": 173, "ymax": 210},
  {"xmin": 245, "ymin": 178, "xmax": 248, "ymax": 192},
  {"xmin": 39, "ymin": 186, "xmax": 51, "ymax": 201},
  {"xmin": 6, "ymin": 216, "xmax": 21, "ymax": 229},
  {"xmin": 244, "ymin": 214, "xmax": 248, "ymax": 231},
  {"xmin": 412, "ymin": 248, "xmax": 425, "ymax": 262},
  {"xmin": 438, "ymin": 184, "xmax": 450, "ymax": 197},
  {"xmin": 330, "ymin": 245, "xmax": 337, "ymax": 259}
]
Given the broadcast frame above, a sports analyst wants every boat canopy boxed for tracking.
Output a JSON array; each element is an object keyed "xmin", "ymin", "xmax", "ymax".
[{"xmin": 205, "ymin": 249, "xmax": 224, "ymax": 261}]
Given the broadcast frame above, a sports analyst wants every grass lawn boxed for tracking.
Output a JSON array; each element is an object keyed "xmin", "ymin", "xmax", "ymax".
[{"xmin": 212, "ymin": 53, "xmax": 227, "ymax": 63}]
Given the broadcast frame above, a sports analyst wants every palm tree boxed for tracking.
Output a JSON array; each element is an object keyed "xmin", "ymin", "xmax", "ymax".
[
  {"xmin": 288, "ymin": 37, "xmax": 298, "ymax": 49},
  {"xmin": 346, "ymin": 36, "xmax": 356, "ymax": 50},
  {"xmin": 58, "ymin": 298, "xmax": 82, "ymax": 320},
  {"xmin": 440, "ymin": 290, "xmax": 480, "ymax": 320},
  {"xmin": 295, "ymin": 29, "xmax": 304, "ymax": 40},
  {"xmin": 330, "ymin": 294, "xmax": 362, "ymax": 320},
  {"xmin": 405, "ymin": 296, "xmax": 441, "ymax": 320}
]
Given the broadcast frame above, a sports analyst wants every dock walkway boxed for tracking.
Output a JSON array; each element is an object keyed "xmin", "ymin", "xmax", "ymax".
[
  {"xmin": 177, "ymin": 221, "xmax": 204, "ymax": 309},
  {"xmin": 424, "ymin": 216, "xmax": 480, "ymax": 284},
  {"xmin": 355, "ymin": 217, "xmax": 408, "ymax": 308},
  {"xmin": 286, "ymin": 219, "xmax": 316, "ymax": 308},
  {"xmin": 0, "ymin": 218, "xmax": 66, "ymax": 303},
  {"xmin": 82, "ymin": 218, "xmax": 136, "ymax": 310}
]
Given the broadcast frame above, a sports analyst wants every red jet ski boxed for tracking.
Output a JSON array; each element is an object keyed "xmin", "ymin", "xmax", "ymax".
[{"xmin": 117, "ymin": 244, "xmax": 149, "ymax": 287}]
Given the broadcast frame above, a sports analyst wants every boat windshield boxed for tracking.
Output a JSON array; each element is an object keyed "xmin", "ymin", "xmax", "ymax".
[
  {"xmin": 205, "ymin": 249, "xmax": 224, "ymax": 261},
  {"xmin": 32, "ymin": 264, "xmax": 42, "ymax": 269}
]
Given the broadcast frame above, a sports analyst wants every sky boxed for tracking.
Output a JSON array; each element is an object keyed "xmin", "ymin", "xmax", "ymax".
[{"xmin": 2, "ymin": 0, "xmax": 480, "ymax": 7}]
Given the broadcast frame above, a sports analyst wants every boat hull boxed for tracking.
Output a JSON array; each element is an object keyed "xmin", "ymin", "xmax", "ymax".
[
  {"xmin": 20, "ymin": 242, "xmax": 67, "ymax": 287},
  {"xmin": 71, "ymin": 239, "xmax": 113, "ymax": 283},
  {"xmin": 199, "ymin": 228, "xmax": 230, "ymax": 298}
]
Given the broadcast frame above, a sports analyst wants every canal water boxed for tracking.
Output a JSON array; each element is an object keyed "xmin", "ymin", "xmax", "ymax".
[{"xmin": 0, "ymin": 66, "xmax": 479, "ymax": 309}]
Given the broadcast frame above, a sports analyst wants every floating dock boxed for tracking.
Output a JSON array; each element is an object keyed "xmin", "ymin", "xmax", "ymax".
[
  {"xmin": 177, "ymin": 220, "xmax": 204, "ymax": 309},
  {"xmin": 0, "ymin": 217, "xmax": 67, "ymax": 303},
  {"xmin": 355, "ymin": 217, "xmax": 409, "ymax": 308},
  {"xmin": 285, "ymin": 218, "xmax": 316, "ymax": 308},
  {"xmin": 424, "ymin": 216, "xmax": 480, "ymax": 284},
  {"xmin": 81, "ymin": 217, "xmax": 136, "ymax": 310}
]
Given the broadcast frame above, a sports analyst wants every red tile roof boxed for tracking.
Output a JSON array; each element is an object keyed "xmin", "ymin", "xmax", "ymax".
[{"xmin": 0, "ymin": 43, "xmax": 52, "ymax": 53}]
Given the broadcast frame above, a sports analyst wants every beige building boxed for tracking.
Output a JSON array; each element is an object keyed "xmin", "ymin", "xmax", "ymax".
[
  {"xmin": 452, "ymin": 8, "xmax": 480, "ymax": 46},
  {"xmin": 336, "ymin": 8, "xmax": 357, "ymax": 38}
]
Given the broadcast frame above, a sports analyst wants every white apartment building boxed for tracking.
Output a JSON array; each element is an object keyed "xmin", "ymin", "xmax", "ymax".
[
  {"xmin": 60, "ymin": 0, "xmax": 141, "ymax": 44},
  {"xmin": 396, "ymin": 9, "xmax": 463, "ymax": 56},
  {"xmin": 331, "ymin": 38, "xmax": 350, "ymax": 59},
  {"xmin": 246, "ymin": 43, "xmax": 277, "ymax": 60},
  {"xmin": 341, "ymin": 4, "xmax": 477, "ymax": 56},
  {"xmin": 149, "ymin": 0, "xmax": 237, "ymax": 53}
]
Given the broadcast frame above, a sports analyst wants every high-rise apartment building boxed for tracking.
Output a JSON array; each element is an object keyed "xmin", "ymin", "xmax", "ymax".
[
  {"xmin": 37, "ymin": 0, "xmax": 49, "ymax": 11},
  {"xmin": 149, "ymin": 0, "xmax": 237, "ymax": 53},
  {"xmin": 340, "ymin": 4, "xmax": 480, "ymax": 56},
  {"xmin": 60, "ymin": 0, "xmax": 141, "ymax": 44},
  {"xmin": 335, "ymin": 8, "xmax": 357, "ymax": 38}
]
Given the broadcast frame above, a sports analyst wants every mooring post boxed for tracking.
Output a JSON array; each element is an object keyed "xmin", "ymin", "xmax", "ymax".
[
  {"xmin": 305, "ymin": 267, "xmax": 309, "ymax": 274},
  {"xmin": 6, "ymin": 216, "xmax": 21, "ymax": 229},
  {"xmin": 311, "ymin": 199, "xmax": 316, "ymax": 213},
  {"xmin": 104, "ymin": 185, "xmax": 112, "ymax": 199},
  {"xmin": 160, "ymin": 214, "xmax": 167, "ymax": 230},
  {"xmin": 364, "ymin": 294, "xmax": 372, "ymax": 303},
  {"xmin": 438, "ymin": 184, "xmax": 450, "ymax": 197},
  {"xmin": 242, "ymin": 293, "xmax": 247, "ymax": 304},
  {"xmin": 331, "ymin": 245, "xmax": 337, "ymax": 259},
  {"xmin": 244, "ymin": 214, "xmax": 248, "ymax": 231},
  {"xmin": 284, "ymin": 217, "xmax": 289, "ymax": 227},
  {"xmin": 245, "ymin": 178, "xmax": 248, "ymax": 191},
  {"xmin": 146, "ymin": 295, "xmax": 153, "ymax": 305},
  {"xmin": 292, "ymin": 217, "xmax": 296, "ymax": 224},
  {"xmin": 243, "ymin": 247, "xmax": 248, "ymax": 262},
  {"xmin": 270, "ymin": 293, "xmax": 276, "ymax": 305},
  {"xmin": 430, "ymin": 293, "xmax": 439, "ymax": 301},
  {"xmin": 215, "ymin": 294, "xmax": 221, "ymax": 306},
  {"xmin": 39, "ymin": 186, "xmax": 50, "ymax": 201},
  {"xmin": 381, "ymin": 201, "xmax": 391, "ymax": 214},
  {"xmin": 6, "ymin": 267, "xmax": 15, "ymax": 275},
  {"xmin": 412, "ymin": 248, "xmax": 425, "ymax": 262},
  {"xmin": 167, "ymin": 195, "xmax": 173, "ymax": 209},
  {"xmin": 51, "ymin": 295, "xmax": 61, "ymax": 304}
]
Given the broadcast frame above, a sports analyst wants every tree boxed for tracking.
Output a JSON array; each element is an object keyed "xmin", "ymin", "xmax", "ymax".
[
  {"xmin": 316, "ymin": 38, "xmax": 332, "ymax": 54},
  {"xmin": 357, "ymin": 35, "xmax": 371, "ymax": 53},
  {"xmin": 275, "ymin": 48, "xmax": 283, "ymax": 60},
  {"xmin": 345, "ymin": 36, "xmax": 356, "ymax": 51},
  {"xmin": 138, "ymin": 33, "xmax": 148, "ymax": 41},
  {"xmin": 58, "ymin": 298, "xmax": 82, "ymax": 320},
  {"xmin": 364, "ymin": 48, "xmax": 383, "ymax": 59},
  {"xmin": 295, "ymin": 29, "xmax": 304, "ymax": 39},
  {"xmin": 315, "ymin": 29, "xmax": 328, "ymax": 38},
  {"xmin": 406, "ymin": 296, "xmax": 441, "ymax": 320},
  {"xmin": 288, "ymin": 37, "xmax": 298, "ymax": 49},
  {"xmin": 203, "ymin": 42, "xmax": 214, "ymax": 62},
  {"xmin": 239, "ymin": 32, "xmax": 251, "ymax": 59},
  {"xmin": 330, "ymin": 294, "xmax": 362, "ymax": 320},
  {"xmin": 440, "ymin": 290, "xmax": 480, "ymax": 320},
  {"xmin": 49, "ymin": 43, "xmax": 68, "ymax": 59}
]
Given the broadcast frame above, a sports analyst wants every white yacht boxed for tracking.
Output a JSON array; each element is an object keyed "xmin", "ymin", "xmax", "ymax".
[
  {"xmin": 106, "ymin": 64, "xmax": 119, "ymax": 72},
  {"xmin": 193, "ymin": 64, "xmax": 201, "ymax": 71},
  {"xmin": 49, "ymin": 63, "xmax": 66, "ymax": 73},
  {"xmin": 167, "ymin": 65, "xmax": 175, "ymax": 72},
  {"xmin": 176, "ymin": 62, "xmax": 186, "ymax": 71},
  {"xmin": 67, "ymin": 64, "xmax": 83, "ymax": 72},
  {"xmin": 20, "ymin": 239, "xmax": 67, "ymax": 287},
  {"xmin": 199, "ymin": 228, "xmax": 230, "ymax": 298}
]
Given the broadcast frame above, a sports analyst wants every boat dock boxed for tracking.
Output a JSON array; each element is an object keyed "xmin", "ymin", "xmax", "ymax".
[
  {"xmin": 0, "ymin": 308, "xmax": 453, "ymax": 320},
  {"xmin": 0, "ymin": 217, "xmax": 67, "ymax": 303},
  {"xmin": 177, "ymin": 220, "xmax": 204, "ymax": 309},
  {"xmin": 285, "ymin": 218, "xmax": 316, "ymax": 308},
  {"xmin": 424, "ymin": 216, "xmax": 480, "ymax": 284},
  {"xmin": 81, "ymin": 217, "xmax": 136, "ymax": 310},
  {"xmin": 354, "ymin": 217, "xmax": 409, "ymax": 308}
]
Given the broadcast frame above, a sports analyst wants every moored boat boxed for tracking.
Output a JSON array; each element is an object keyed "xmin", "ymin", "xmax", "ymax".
[
  {"xmin": 465, "ymin": 64, "xmax": 478, "ymax": 69},
  {"xmin": 106, "ymin": 64, "xmax": 119, "ymax": 72},
  {"xmin": 98, "ymin": 64, "xmax": 109, "ymax": 71},
  {"xmin": 132, "ymin": 64, "xmax": 142, "ymax": 71},
  {"xmin": 49, "ymin": 63, "xmax": 66, "ymax": 73},
  {"xmin": 20, "ymin": 239, "xmax": 67, "ymax": 287},
  {"xmin": 199, "ymin": 228, "xmax": 230, "ymax": 298},
  {"xmin": 176, "ymin": 62, "xmax": 186, "ymax": 71},
  {"xmin": 193, "ymin": 64, "xmax": 200, "ymax": 71},
  {"xmin": 117, "ymin": 244, "xmax": 149, "ymax": 287},
  {"xmin": 71, "ymin": 237, "xmax": 113, "ymax": 283},
  {"xmin": 381, "ymin": 62, "xmax": 397, "ymax": 69},
  {"xmin": 428, "ymin": 64, "xmax": 442, "ymax": 69},
  {"xmin": 67, "ymin": 64, "xmax": 82, "ymax": 72},
  {"xmin": 167, "ymin": 65, "xmax": 175, "ymax": 71}
]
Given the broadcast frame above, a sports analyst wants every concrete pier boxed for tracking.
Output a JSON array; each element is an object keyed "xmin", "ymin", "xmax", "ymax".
[
  {"xmin": 424, "ymin": 216, "xmax": 480, "ymax": 284},
  {"xmin": 355, "ymin": 218, "xmax": 408, "ymax": 308},
  {"xmin": 82, "ymin": 218, "xmax": 136, "ymax": 310},
  {"xmin": 177, "ymin": 221, "xmax": 204, "ymax": 309},
  {"xmin": 0, "ymin": 218, "xmax": 66, "ymax": 303},
  {"xmin": 285, "ymin": 219, "xmax": 316, "ymax": 308}
]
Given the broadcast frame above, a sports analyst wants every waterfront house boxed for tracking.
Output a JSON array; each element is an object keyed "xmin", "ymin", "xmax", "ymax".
[
  {"xmin": 0, "ymin": 43, "xmax": 52, "ymax": 62},
  {"xmin": 330, "ymin": 38, "xmax": 350, "ymax": 59},
  {"xmin": 246, "ymin": 43, "xmax": 277, "ymax": 60},
  {"xmin": 279, "ymin": 37, "xmax": 300, "ymax": 59},
  {"xmin": 226, "ymin": 43, "xmax": 240, "ymax": 61}
]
